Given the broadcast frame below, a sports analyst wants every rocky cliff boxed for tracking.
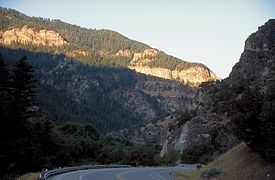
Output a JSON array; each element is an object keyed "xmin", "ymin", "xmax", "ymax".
[
  {"xmin": 166, "ymin": 19, "xmax": 275, "ymax": 158},
  {"xmin": 120, "ymin": 19, "xmax": 275, "ymax": 161},
  {"xmin": 126, "ymin": 49, "xmax": 217, "ymax": 86},
  {"xmin": 0, "ymin": 24, "xmax": 216, "ymax": 86},
  {"xmin": 229, "ymin": 19, "xmax": 275, "ymax": 90},
  {"xmin": 0, "ymin": 25, "xmax": 68, "ymax": 46}
]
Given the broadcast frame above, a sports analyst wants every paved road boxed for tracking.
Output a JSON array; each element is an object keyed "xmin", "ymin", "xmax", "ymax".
[{"xmin": 51, "ymin": 165, "xmax": 195, "ymax": 180}]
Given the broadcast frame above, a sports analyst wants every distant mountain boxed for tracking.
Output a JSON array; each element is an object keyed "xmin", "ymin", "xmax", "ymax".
[{"xmin": 0, "ymin": 7, "xmax": 216, "ymax": 86}]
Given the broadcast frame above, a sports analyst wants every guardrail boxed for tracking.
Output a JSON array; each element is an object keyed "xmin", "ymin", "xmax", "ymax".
[{"xmin": 38, "ymin": 165, "xmax": 132, "ymax": 180}]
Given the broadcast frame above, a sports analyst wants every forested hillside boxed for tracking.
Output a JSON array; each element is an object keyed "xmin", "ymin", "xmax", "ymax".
[
  {"xmin": 0, "ymin": 7, "xmax": 216, "ymax": 85},
  {"xmin": 0, "ymin": 8, "xmax": 149, "ymax": 52},
  {"xmin": 0, "ymin": 7, "xmax": 205, "ymax": 132},
  {"xmin": 0, "ymin": 56, "xmax": 180, "ymax": 178},
  {"xmin": 0, "ymin": 46, "xmax": 194, "ymax": 132},
  {"xmin": 0, "ymin": 6, "xmax": 216, "ymax": 178}
]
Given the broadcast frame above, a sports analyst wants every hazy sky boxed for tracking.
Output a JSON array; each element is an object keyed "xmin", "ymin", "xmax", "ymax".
[{"xmin": 1, "ymin": 0, "xmax": 275, "ymax": 78}]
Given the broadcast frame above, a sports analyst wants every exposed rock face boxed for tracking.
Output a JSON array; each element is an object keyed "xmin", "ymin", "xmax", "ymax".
[
  {"xmin": 161, "ymin": 113, "xmax": 238, "ymax": 156},
  {"xmin": 229, "ymin": 19, "xmax": 275, "ymax": 90},
  {"xmin": 111, "ymin": 113, "xmax": 178, "ymax": 155},
  {"xmin": 166, "ymin": 19, "xmax": 275, "ymax": 157},
  {"xmin": 0, "ymin": 25, "xmax": 68, "ymax": 46},
  {"xmin": 128, "ymin": 65, "xmax": 217, "ymax": 86},
  {"xmin": 66, "ymin": 50, "xmax": 89, "ymax": 58},
  {"xmin": 114, "ymin": 49, "xmax": 133, "ymax": 58},
  {"xmin": 122, "ymin": 19, "xmax": 275, "ymax": 160},
  {"xmin": 127, "ymin": 49, "xmax": 217, "ymax": 86},
  {"xmin": 244, "ymin": 19, "xmax": 275, "ymax": 52},
  {"xmin": 131, "ymin": 49, "xmax": 158, "ymax": 64}
]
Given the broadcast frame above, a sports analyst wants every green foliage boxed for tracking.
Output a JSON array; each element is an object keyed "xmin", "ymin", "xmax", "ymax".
[
  {"xmin": 0, "ymin": 55, "xmax": 172, "ymax": 178},
  {"xmin": 0, "ymin": 7, "xmax": 149, "ymax": 53},
  {"xmin": 174, "ymin": 109, "xmax": 197, "ymax": 129},
  {"xmin": 181, "ymin": 142, "xmax": 213, "ymax": 164},
  {"xmin": 161, "ymin": 150, "xmax": 181, "ymax": 165},
  {"xmin": 0, "ymin": 46, "xmax": 165, "ymax": 132},
  {"xmin": 0, "ymin": 54, "xmax": 10, "ymax": 118},
  {"xmin": 145, "ymin": 51, "xmax": 207, "ymax": 71},
  {"xmin": 0, "ymin": 55, "xmax": 13, "ymax": 175},
  {"xmin": 231, "ymin": 87, "xmax": 263, "ymax": 150},
  {"xmin": 0, "ymin": 7, "xmax": 208, "ymax": 72},
  {"xmin": 207, "ymin": 70, "xmax": 275, "ymax": 163},
  {"xmin": 0, "ymin": 56, "xmax": 40, "ymax": 175},
  {"xmin": 12, "ymin": 56, "xmax": 37, "ymax": 122},
  {"xmin": 96, "ymin": 140, "xmax": 163, "ymax": 166}
]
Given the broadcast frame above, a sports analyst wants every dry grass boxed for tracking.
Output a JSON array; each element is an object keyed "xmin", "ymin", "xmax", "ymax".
[
  {"xmin": 176, "ymin": 143, "xmax": 275, "ymax": 180},
  {"xmin": 16, "ymin": 172, "xmax": 40, "ymax": 180}
]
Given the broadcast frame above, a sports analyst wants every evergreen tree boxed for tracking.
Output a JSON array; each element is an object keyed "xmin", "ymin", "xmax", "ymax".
[
  {"xmin": 8, "ymin": 56, "xmax": 37, "ymax": 173},
  {"xmin": 0, "ymin": 54, "xmax": 10, "ymax": 130},
  {"xmin": 0, "ymin": 55, "xmax": 12, "ymax": 176},
  {"xmin": 11, "ymin": 56, "xmax": 36, "ymax": 134}
]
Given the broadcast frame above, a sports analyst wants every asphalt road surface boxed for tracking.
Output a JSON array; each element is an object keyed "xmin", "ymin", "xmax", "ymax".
[{"xmin": 51, "ymin": 165, "xmax": 196, "ymax": 180}]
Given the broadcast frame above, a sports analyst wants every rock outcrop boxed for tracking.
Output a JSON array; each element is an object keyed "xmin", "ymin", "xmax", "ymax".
[
  {"xmin": 165, "ymin": 19, "xmax": 275, "ymax": 157},
  {"xmin": 66, "ymin": 50, "xmax": 89, "ymax": 58},
  {"xmin": 229, "ymin": 19, "xmax": 275, "ymax": 90},
  {"xmin": 114, "ymin": 49, "xmax": 133, "ymax": 58},
  {"xmin": 126, "ymin": 49, "xmax": 217, "ymax": 86},
  {"xmin": 128, "ymin": 65, "xmax": 217, "ymax": 86},
  {"xmin": 0, "ymin": 25, "xmax": 68, "ymax": 46},
  {"xmin": 121, "ymin": 19, "xmax": 275, "ymax": 160}
]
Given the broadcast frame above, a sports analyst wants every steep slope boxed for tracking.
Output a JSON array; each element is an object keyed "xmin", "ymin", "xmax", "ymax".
[
  {"xmin": 176, "ymin": 143, "xmax": 275, "ymax": 180},
  {"xmin": 228, "ymin": 19, "xmax": 275, "ymax": 89},
  {"xmin": 0, "ymin": 46, "xmax": 194, "ymax": 132},
  {"xmin": 0, "ymin": 25, "xmax": 68, "ymax": 46},
  {"xmin": 0, "ymin": 7, "xmax": 217, "ymax": 85},
  {"xmin": 125, "ymin": 19, "xmax": 275, "ymax": 160},
  {"xmin": 127, "ymin": 49, "xmax": 217, "ymax": 86}
]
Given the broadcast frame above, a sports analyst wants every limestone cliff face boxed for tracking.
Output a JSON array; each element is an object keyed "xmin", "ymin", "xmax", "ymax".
[
  {"xmin": 125, "ymin": 49, "xmax": 217, "ymax": 86},
  {"xmin": 128, "ymin": 65, "xmax": 217, "ymax": 85},
  {"xmin": 0, "ymin": 25, "xmax": 68, "ymax": 46}
]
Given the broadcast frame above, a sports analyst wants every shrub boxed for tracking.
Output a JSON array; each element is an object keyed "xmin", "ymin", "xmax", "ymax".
[{"xmin": 201, "ymin": 167, "xmax": 223, "ymax": 178}]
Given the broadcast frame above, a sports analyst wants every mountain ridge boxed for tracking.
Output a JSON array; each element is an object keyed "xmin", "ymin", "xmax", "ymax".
[{"xmin": 0, "ymin": 7, "xmax": 217, "ymax": 85}]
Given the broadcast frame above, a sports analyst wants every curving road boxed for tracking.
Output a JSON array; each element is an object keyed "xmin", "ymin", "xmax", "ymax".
[{"xmin": 51, "ymin": 165, "xmax": 195, "ymax": 180}]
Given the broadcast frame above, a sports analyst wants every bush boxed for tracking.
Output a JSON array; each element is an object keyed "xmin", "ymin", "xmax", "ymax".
[
  {"xmin": 181, "ymin": 142, "xmax": 213, "ymax": 164},
  {"xmin": 201, "ymin": 167, "xmax": 223, "ymax": 178}
]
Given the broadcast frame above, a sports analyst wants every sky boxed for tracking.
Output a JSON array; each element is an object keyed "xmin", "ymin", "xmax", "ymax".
[{"xmin": 0, "ymin": 0, "xmax": 275, "ymax": 78}]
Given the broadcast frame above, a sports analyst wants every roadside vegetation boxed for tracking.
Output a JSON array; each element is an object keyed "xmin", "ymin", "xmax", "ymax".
[
  {"xmin": 0, "ymin": 55, "xmax": 181, "ymax": 179},
  {"xmin": 177, "ymin": 67, "xmax": 275, "ymax": 179},
  {"xmin": 176, "ymin": 143, "xmax": 275, "ymax": 179}
]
